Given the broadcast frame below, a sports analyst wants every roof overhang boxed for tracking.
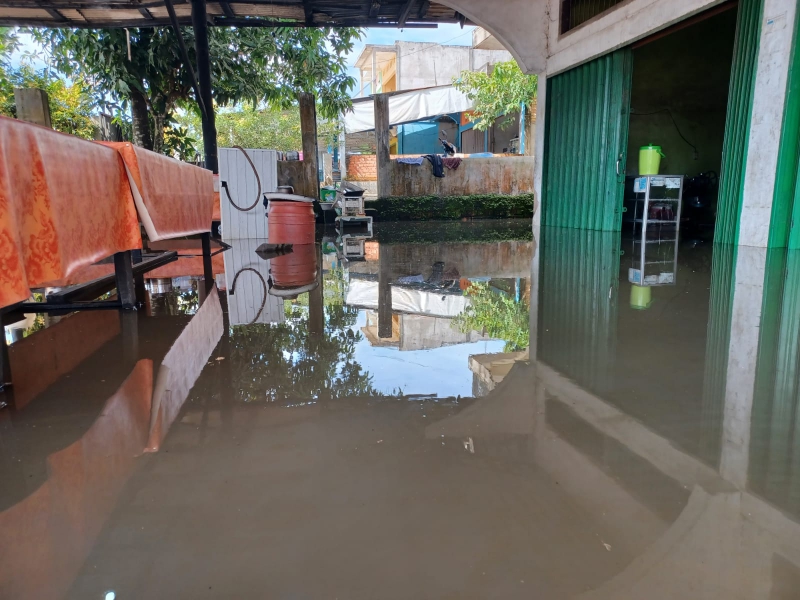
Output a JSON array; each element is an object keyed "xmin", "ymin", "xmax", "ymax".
[{"xmin": 0, "ymin": 1, "xmax": 473, "ymax": 29}]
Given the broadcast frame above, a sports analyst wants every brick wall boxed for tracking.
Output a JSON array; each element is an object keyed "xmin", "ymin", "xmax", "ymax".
[
  {"xmin": 346, "ymin": 154, "xmax": 377, "ymax": 181},
  {"xmin": 345, "ymin": 131, "xmax": 376, "ymax": 154}
]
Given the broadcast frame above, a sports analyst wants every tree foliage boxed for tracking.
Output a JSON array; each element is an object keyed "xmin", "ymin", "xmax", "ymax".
[
  {"xmin": 454, "ymin": 282, "xmax": 529, "ymax": 352},
  {"xmin": 176, "ymin": 104, "xmax": 339, "ymax": 154},
  {"xmin": 32, "ymin": 26, "xmax": 361, "ymax": 154},
  {"xmin": 453, "ymin": 60, "xmax": 537, "ymax": 132},
  {"xmin": 0, "ymin": 64, "xmax": 95, "ymax": 139},
  {"xmin": 229, "ymin": 303, "xmax": 378, "ymax": 404}
]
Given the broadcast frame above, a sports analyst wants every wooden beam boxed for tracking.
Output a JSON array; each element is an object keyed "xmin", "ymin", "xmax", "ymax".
[
  {"xmin": 302, "ymin": 0, "xmax": 313, "ymax": 25},
  {"xmin": 368, "ymin": 1, "xmax": 380, "ymax": 19},
  {"xmin": 138, "ymin": 7, "xmax": 153, "ymax": 19},
  {"xmin": 398, "ymin": 0, "xmax": 414, "ymax": 28},
  {"xmin": 417, "ymin": 0, "xmax": 430, "ymax": 19},
  {"xmin": 44, "ymin": 8, "xmax": 67, "ymax": 21},
  {"xmin": 220, "ymin": 1, "xmax": 235, "ymax": 18}
]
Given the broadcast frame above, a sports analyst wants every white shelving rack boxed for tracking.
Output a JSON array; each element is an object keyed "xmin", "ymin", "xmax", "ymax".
[{"xmin": 628, "ymin": 175, "xmax": 683, "ymax": 287}]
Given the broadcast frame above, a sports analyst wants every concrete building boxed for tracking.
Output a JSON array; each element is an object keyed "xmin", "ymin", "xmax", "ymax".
[
  {"xmin": 423, "ymin": 0, "xmax": 799, "ymax": 249},
  {"xmin": 353, "ymin": 33, "xmax": 512, "ymax": 96}
]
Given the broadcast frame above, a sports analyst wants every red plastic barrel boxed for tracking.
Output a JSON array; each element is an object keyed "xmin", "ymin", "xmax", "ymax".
[
  {"xmin": 270, "ymin": 243, "xmax": 318, "ymax": 292},
  {"xmin": 268, "ymin": 200, "xmax": 315, "ymax": 245}
]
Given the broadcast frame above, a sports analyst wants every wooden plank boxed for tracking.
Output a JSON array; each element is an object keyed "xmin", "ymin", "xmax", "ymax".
[
  {"xmin": 219, "ymin": 147, "xmax": 276, "ymax": 240},
  {"xmin": 298, "ymin": 92, "xmax": 320, "ymax": 203}
]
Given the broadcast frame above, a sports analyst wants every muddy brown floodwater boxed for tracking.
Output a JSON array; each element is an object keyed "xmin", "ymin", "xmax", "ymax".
[{"xmin": 1, "ymin": 220, "xmax": 799, "ymax": 599}]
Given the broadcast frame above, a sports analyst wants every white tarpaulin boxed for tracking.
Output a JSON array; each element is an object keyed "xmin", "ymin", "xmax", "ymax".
[
  {"xmin": 346, "ymin": 279, "xmax": 470, "ymax": 318},
  {"xmin": 344, "ymin": 85, "xmax": 474, "ymax": 134}
]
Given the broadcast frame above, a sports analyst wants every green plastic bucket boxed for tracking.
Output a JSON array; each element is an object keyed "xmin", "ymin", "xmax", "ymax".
[
  {"xmin": 630, "ymin": 285, "xmax": 653, "ymax": 310},
  {"xmin": 639, "ymin": 145, "xmax": 665, "ymax": 175}
]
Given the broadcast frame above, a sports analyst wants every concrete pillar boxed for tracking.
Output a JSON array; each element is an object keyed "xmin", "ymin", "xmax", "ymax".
[
  {"xmin": 720, "ymin": 246, "xmax": 767, "ymax": 488},
  {"xmin": 739, "ymin": 0, "xmax": 798, "ymax": 247},
  {"xmin": 532, "ymin": 74, "xmax": 547, "ymax": 230},
  {"xmin": 298, "ymin": 92, "xmax": 320, "ymax": 201},
  {"xmin": 14, "ymin": 88, "xmax": 51, "ymax": 128},
  {"xmin": 338, "ymin": 130, "xmax": 347, "ymax": 181},
  {"xmin": 374, "ymin": 93, "xmax": 391, "ymax": 199}
]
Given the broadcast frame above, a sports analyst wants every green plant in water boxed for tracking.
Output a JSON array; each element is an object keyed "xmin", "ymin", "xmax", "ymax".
[{"xmin": 454, "ymin": 282, "xmax": 529, "ymax": 352}]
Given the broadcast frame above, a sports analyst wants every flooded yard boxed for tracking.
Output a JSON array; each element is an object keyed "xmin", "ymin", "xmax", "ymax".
[{"xmin": 1, "ymin": 220, "xmax": 799, "ymax": 599}]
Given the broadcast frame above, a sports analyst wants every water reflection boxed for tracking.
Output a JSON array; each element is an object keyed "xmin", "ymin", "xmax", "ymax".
[{"xmin": 3, "ymin": 221, "xmax": 800, "ymax": 599}]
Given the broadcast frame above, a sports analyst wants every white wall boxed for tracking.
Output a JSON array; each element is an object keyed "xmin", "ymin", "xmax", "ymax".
[{"xmin": 396, "ymin": 41, "xmax": 511, "ymax": 90}]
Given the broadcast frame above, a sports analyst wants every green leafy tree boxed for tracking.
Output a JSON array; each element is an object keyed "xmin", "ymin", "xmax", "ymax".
[
  {"xmin": 229, "ymin": 302, "xmax": 378, "ymax": 403},
  {"xmin": 33, "ymin": 26, "xmax": 361, "ymax": 154},
  {"xmin": 454, "ymin": 282, "xmax": 529, "ymax": 352},
  {"xmin": 175, "ymin": 105, "xmax": 340, "ymax": 153},
  {"xmin": 0, "ymin": 27, "xmax": 18, "ymax": 70},
  {"xmin": 0, "ymin": 65, "xmax": 95, "ymax": 139},
  {"xmin": 453, "ymin": 60, "xmax": 537, "ymax": 132}
]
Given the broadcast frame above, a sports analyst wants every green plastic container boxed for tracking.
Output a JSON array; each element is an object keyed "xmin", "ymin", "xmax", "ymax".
[
  {"xmin": 639, "ymin": 145, "xmax": 665, "ymax": 175},
  {"xmin": 320, "ymin": 186, "xmax": 337, "ymax": 202},
  {"xmin": 630, "ymin": 284, "xmax": 653, "ymax": 310}
]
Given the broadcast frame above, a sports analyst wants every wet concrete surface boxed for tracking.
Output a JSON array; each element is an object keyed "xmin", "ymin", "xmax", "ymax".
[{"xmin": 2, "ymin": 221, "xmax": 800, "ymax": 599}]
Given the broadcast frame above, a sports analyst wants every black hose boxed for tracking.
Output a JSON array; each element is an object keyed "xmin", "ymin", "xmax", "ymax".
[
  {"xmin": 229, "ymin": 267, "xmax": 268, "ymax": 325},
  {"xmin": 630, "ymin": 108, "xmax": 698, "ymax": 157},
  {"xmin": 222, "ymin": 145, "xmax": 262, "ymax": 212}
]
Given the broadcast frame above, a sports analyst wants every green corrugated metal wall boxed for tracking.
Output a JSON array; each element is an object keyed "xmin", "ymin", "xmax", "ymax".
[
  {"xmin": 715, "ymin": 0, "xmax": 765, "ymax": 245},
  {"xmin": 700, "ymin": 244, "xmax": 737, "ymax": 468},
  {"xmin": 749, "ymin": 249, "xmax": 800, "ymax": 517},
  {"xmin": 538, "ymin": 227, "xmax": 620, "ymax": 394},
  {"xmin": 542, "ymin": 49, "xmax": 633, "ymax": 231},
  {"xmin": 771, "ymin": 7, "xmax": 800, "ymax": 249}
]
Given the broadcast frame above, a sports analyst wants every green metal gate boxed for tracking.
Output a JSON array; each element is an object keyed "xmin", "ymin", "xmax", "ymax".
[
  {"xmin": 771, "ymin": 5, "xmax": 800, "ymax": 249},
  {"xmin": 542, "ymin": 49, "xmax": 633, "ymax": 231},
  {"xmin": 715, "ymin": 0, "xmax": 765, "ymax": 245}
]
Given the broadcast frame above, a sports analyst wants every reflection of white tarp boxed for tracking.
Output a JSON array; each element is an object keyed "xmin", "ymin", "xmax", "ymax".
[
  {"xmin": 346, "ymin": 279, "xmax": 469, "ymax": 318},
  {"xmin": 344, "ymin": 85, "xmax": 473, "ymax": 134}
]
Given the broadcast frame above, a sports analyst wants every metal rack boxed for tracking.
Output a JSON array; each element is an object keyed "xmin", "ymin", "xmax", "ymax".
[{"xmin": 628, "ymin": 175, "xmax": 683, "ymax": 287}]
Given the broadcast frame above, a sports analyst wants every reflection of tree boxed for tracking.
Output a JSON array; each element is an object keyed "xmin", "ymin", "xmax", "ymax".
[
  {"xmin": 454, "ymin": 282, "xmax": 529, "ymax": 352},
  {"xmin": 150, "ymin": 290, "xmax": 199, "ymax": 316},
  {"xmin": 230, "ymin": 303, "xmax": 378, "ymax": 404}
]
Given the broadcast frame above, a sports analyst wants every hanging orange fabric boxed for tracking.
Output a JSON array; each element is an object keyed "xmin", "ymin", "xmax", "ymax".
[
  {"xmin": 102, "ymin": 142, "xmax": 214, "ymax": 241},
  {"xmin": 0, "ymin": 116, "xmax": 142, "ymax": 309}
]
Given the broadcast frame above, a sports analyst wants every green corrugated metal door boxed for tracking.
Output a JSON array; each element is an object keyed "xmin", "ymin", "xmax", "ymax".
[
  {"xmin": 715, "ymin": 0, "xmax": 765, "ymax": 245},
  {"xmin": 538, "ymin": 227, "xmax": 620, "ymax": 394},
  {"xmin": 771, "ymin": 5, "xmax": 800, "ymax": 249},
  {"xmin": 542, "ymin": 49, "xmax": 633, "ymax": 231}
]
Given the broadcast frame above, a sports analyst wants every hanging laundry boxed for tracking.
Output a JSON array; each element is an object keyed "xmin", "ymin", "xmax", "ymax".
[
  {"xmin": 396, "ymin": 157, "xmax": 425, "ymax": 165},
  {"xmin": 423, "ymin": 154, "xmax": 445, "ymax": 178},
  {"xmin": 442, "ymin": 157, "xmax": 462, "ymax": 170}
]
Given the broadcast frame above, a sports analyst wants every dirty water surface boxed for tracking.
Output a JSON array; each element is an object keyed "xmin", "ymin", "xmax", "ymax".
[{"xmin": 1, "ymin": 220, "xmax": 800, "ymax": 600}]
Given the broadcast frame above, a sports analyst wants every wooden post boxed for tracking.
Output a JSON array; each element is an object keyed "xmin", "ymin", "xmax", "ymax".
[
  {"xmin": 378, "ymin": 244, "xmax": 393, "ymax": 338},
  {"xmin": 14, "ymin": 88, "xmax": 51, "ymax": 128},
  {"xmin": 308, "ymin": 244, "xmax": 324, "ymax": 336},
  {"xmin": 298, "ymin": 92, "xmax": 320, "ymax": 200},
  {"xmin": 374, "ymin": 93, "xmax": 391, "ymax": 199},
  {"xmin": 190, "ymin": 0, "xmax": 217, "ymax": 292}
]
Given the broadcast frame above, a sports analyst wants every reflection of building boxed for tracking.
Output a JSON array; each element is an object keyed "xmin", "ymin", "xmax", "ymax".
[
  {"xmin": 362, "ymin": 312, "xmax": 488, "ymax": 351},
  {"xmin": 468, "ymin": 351, "xmax": 528, "ymax": 396}
]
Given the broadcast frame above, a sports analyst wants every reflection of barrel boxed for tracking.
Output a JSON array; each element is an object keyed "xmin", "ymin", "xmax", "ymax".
[
  {"xmin": 270, "ymin": 243, "xmax": 318, "ymax": 297},
  {"xmin": 268, "ymin": 200, "xmax": 315, "ymax": 244}
]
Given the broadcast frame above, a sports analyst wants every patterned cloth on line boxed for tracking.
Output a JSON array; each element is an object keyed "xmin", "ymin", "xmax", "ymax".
[{"xmin": 443, "ymin": 157, "xmax": 462, "ymax": 170}]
